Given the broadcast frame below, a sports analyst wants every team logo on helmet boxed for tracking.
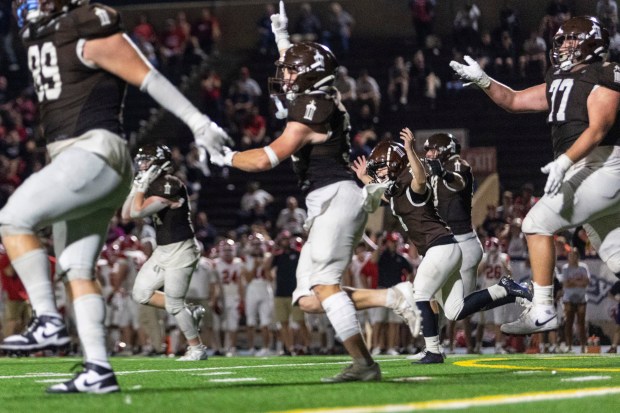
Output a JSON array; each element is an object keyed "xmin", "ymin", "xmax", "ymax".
[
  {"xmin": 134, "ymin": 144, "xmax": 172, "ymax": 172},
  {"xmin": 424, "ymin": 133, "xmax": 458, "ymax": 163},
  {"xmin": 366, "ymin": 139, "xmax": 409, "ymax": 196},
  {"xmin": 551, "ymin": 16, "xmax": 609, "ymax": 71},
  {"xmin": 13, "ymin": 0, "xmax": 89, "ymax": 27},
  {"xmin": 268, "ymin": 42, "xmax": 338, "ymax": 96}
]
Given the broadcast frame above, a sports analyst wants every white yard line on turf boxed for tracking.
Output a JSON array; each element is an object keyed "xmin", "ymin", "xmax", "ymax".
[
  {"xmin": 209, "ymin": 378, "xmax": 261, "ymax": 383},
  {"xmin": 0, "ymin": 359, "xmax": 404, "ymax": 380},
  {"xmin": 274, "ymin": 387, "xmax": 620, "ymax": 413}
]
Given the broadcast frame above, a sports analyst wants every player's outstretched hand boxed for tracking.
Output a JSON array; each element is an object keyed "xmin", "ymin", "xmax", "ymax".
[
  {"xmin": 400, "ymin": 127, "xmax": 415, "ymax": 150},
  {"xmin": 351, "ymin": 156, "xmax": 369, "ymax": 181},
  {"xmin": 449, "ymin": 55, "xmax": 491, "ymax": 89},
  {"xmin": 192, "ymin": 115, "xmax": 233, "ymax": 165}
]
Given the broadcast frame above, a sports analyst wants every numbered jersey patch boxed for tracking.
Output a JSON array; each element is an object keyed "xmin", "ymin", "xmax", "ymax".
[
  {"xmin": 21, "ymin": 4, "xmax": 124, "ymax": 143},
  {"xmin": 545, "ymin": 61, "xmax": 620, "ymax": 157}
]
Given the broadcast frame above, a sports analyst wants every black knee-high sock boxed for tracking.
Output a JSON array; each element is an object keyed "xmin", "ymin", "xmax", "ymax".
[
  {"xmin": 457, "ymin": 290, "xmax": 516, "ymax": 320},
  {"xmin": 417, "ymin": 301, "xmax": 439, "ymax": 337}
]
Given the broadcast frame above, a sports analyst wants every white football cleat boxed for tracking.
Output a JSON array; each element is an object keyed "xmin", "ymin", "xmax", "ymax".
[
  {"xmin": 177, "ymin": 344, "xmax": 209, "ymax": 361},
  {"xmin": 0, "ymin": 313, "xmax": 70, "ymax": 352},
  {"xmin": 390, "ymin": 281, "xmax": 422, "ymax": 338},
  {"xmin": 47, "ymin": 362, "xmax": 119, "ymax": 394},
  {"xmin": 501, "ymin": 303, "xmax": 558, "ymax": 335},
  {"xmin": 255, "ymin": 347, "xmax": 271, "ymax": 357}
]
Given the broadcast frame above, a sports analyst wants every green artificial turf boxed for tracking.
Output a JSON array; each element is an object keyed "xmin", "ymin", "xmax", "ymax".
[{"xmin": 0, "ymin": 354, "xmax": 618, "ymax": 412}]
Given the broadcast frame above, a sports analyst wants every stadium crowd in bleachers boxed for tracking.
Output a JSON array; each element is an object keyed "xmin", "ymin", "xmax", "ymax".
[{"xmin": 1, "ymin": 0, "xmax": 619, "ymax": 358}]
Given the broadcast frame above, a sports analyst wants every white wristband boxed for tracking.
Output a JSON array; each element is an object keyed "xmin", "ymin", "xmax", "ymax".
[
  {"xmin": 276, "ymin": 36, "xmax": 291, "ymax": 52},
  {"xmin": 223, "ymin": 150, "xmax": 237, "ymax": 167},
  {"xmin": 557, "ymin": 153, "xmax": 574, "ymax": 172},
  {"xmin": 264, "ymin": 146, "xmax": 280, "ymax": 168}
]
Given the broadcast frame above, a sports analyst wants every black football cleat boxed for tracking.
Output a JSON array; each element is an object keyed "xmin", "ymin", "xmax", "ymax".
[
  {"xmin": 499, "ymin": 276, "xmax": 533, "ymax": 301},
  {"xmin": 412, "ymin": 351, "xmax": 444, "ymax": 364}
]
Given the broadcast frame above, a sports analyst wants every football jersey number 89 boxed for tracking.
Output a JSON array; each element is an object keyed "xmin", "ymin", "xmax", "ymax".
[{"xmin": 28, "ymin": 42, "xmax": 62, "ymax": 102}]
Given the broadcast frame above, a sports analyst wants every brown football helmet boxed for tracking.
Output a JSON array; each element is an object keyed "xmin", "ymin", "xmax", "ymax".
[
  {"xmin": 366, "ymin": 140, "xmax": 409, "ymax": 185},
  {"xmin": 134, "ymin": 144, "xmax": 172, "ymax": 172},
  {"xmin": 13, "ymin": 0, "xmax": 88, "ymax": 27},
  {"xmin": 551, "ymin": 16, "xmax": 609, "ymax": 71},
  {"xmin": 423, "ymin": 133, "xmax": 459, "ymax": 163},
  {"xmin": 269, "ymin": 42, "xmax": 339, "ymax": 96}
]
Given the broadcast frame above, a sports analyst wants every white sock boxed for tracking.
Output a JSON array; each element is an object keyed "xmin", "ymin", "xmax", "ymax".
[
  {"xmin": 532, "ymin": 282, "xmax": 554, "ymax": 307},
  {"xmin": 11, "ymin": 249, "xmax": 59, "ymax": 316},
  {"xmin": 322, "ymin": 291, "xmax": 362, "ymax": 342},
  {"xmin": 487, "ymin": 284, "xmax": 508, "ymax": 300},
  {"xmin": 174, "ymin": 307, "xmax": 199, "ymax": 341},
  {"xmin": 424, "ymin": 335, "xmax": 442, "ymax": 354},
  {"xmin": 73, "ymin": 294, "xmax": 109, "ymax": 365}
]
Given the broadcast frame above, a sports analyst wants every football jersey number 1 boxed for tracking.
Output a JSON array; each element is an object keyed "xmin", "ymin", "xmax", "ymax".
[
  {"xmin": 28, "ymin": 42, "xmax": 62, "ymax": 102},
  {"xmin": 547, "ymin": 78, "xmax": 574, "ymax": 122}
]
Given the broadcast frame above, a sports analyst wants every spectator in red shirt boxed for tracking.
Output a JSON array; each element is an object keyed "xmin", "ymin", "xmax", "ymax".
[
  {"xmin": 132, "ymin": 13, "xmax": 157, "ymax": 45},
  {"xmin": 240, "ymin": 106, "xmax": 267, "ymax": 150},
  {"xmin": 191, "ymin": 8, "xmax": 221, "ymax": 56}
]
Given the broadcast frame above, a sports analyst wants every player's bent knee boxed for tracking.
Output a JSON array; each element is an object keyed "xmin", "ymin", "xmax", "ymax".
[
  {"xmin": 444, "ymin": 302, "xmax": 463, "ymax": 321},
  {"xmin": 132, "ymin": 288, "xmax": 153, "ymax": 305},
  {"xmin": 164, "ymin": 295, "xmax": 185, "ymax": 315},
  {"xmin": 413, "ymin": 290, "xmax": 433, "ymax": 302},
  {"xmin": 0, "ymin": 224, "xmax": 34, "ymax": 238},
  {"xmin": 65, "ymin": 267, "xmax": 95, "ymax": 281},
  {"xmin": 521, "ymin": 214, "xmax": 554, "ymax": 235},
  {"xmin": 298, "ymin": 295, "xmax": 323, "ymax": 313}
]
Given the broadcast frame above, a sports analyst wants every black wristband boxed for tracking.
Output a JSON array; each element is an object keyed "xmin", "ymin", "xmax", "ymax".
[{"xmin": 442, "ymin": 171, "xmax": 456, "ymax": 183}]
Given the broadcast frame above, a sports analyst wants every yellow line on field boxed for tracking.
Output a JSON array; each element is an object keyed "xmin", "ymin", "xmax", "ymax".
[
  {"xmin": 274, "ymin": 386, "xmax": 620, "ymax": 413},
  {"xmin": 454, "ymin": 357, "xmax": 620, "ymax": 372}
]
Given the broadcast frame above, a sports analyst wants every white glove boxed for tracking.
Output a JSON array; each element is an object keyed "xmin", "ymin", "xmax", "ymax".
[
  {"xmin": 190, "ymin": 114, "xmax": 232, "ymax": 162},
  {"xmin": 135, "ymin": 164, "xmax": 164, "ymax": 193},
  {"xmin": 449, "ymin": 55, "xmax": 491, "ymax": 89},
  {"xmin": 271, "ymin": 1, "xmax": 291, "ymax": 51},
  {"xmin": 540, "ymin": 154, "xmax": 573, "ymax": 197},
  {"xmin": 219, "ymin": 146, "xmax": 237, "ymax": 167}
]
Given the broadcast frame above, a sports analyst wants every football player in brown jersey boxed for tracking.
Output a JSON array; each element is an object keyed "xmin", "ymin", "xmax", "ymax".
[
  {"xmin": 0, "ymin": 0, "xmax": 228, "ymax": 393},
  {"xmin": 121, "ymin": 144, "xmax": 207, "ymax": 362},
  {"xmin": 451, "ymin": 16, "xmax": 620, "ymax": 335},
  {"xmin": 217, "ymin": 1, "xmax": 421, "ymax": 382},
  {"xmin": 352, "ymin": 129, "xmax": 532, "ymax": 363},
  {"xmin": 424, "ymin": 133, "xmax": 483, "ymax": 354}
]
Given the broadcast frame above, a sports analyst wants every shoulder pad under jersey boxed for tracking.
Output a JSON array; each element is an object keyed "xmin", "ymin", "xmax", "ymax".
[
  {"xmin": 71, "ymin": 4, "xmax": 123, "ymax": 40},
  {"xmin": 287, "ymin": 93, "xmax": 336, "ymax": 125},
  {"xmin": 149, "ymin": 175, "xmax": 183, "ymax": 200}
]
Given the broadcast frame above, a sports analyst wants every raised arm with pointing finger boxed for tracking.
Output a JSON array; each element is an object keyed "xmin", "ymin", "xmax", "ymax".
[{"xmin": 271, "ymin": 1, "xmax": 292, "ymax": 55}]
